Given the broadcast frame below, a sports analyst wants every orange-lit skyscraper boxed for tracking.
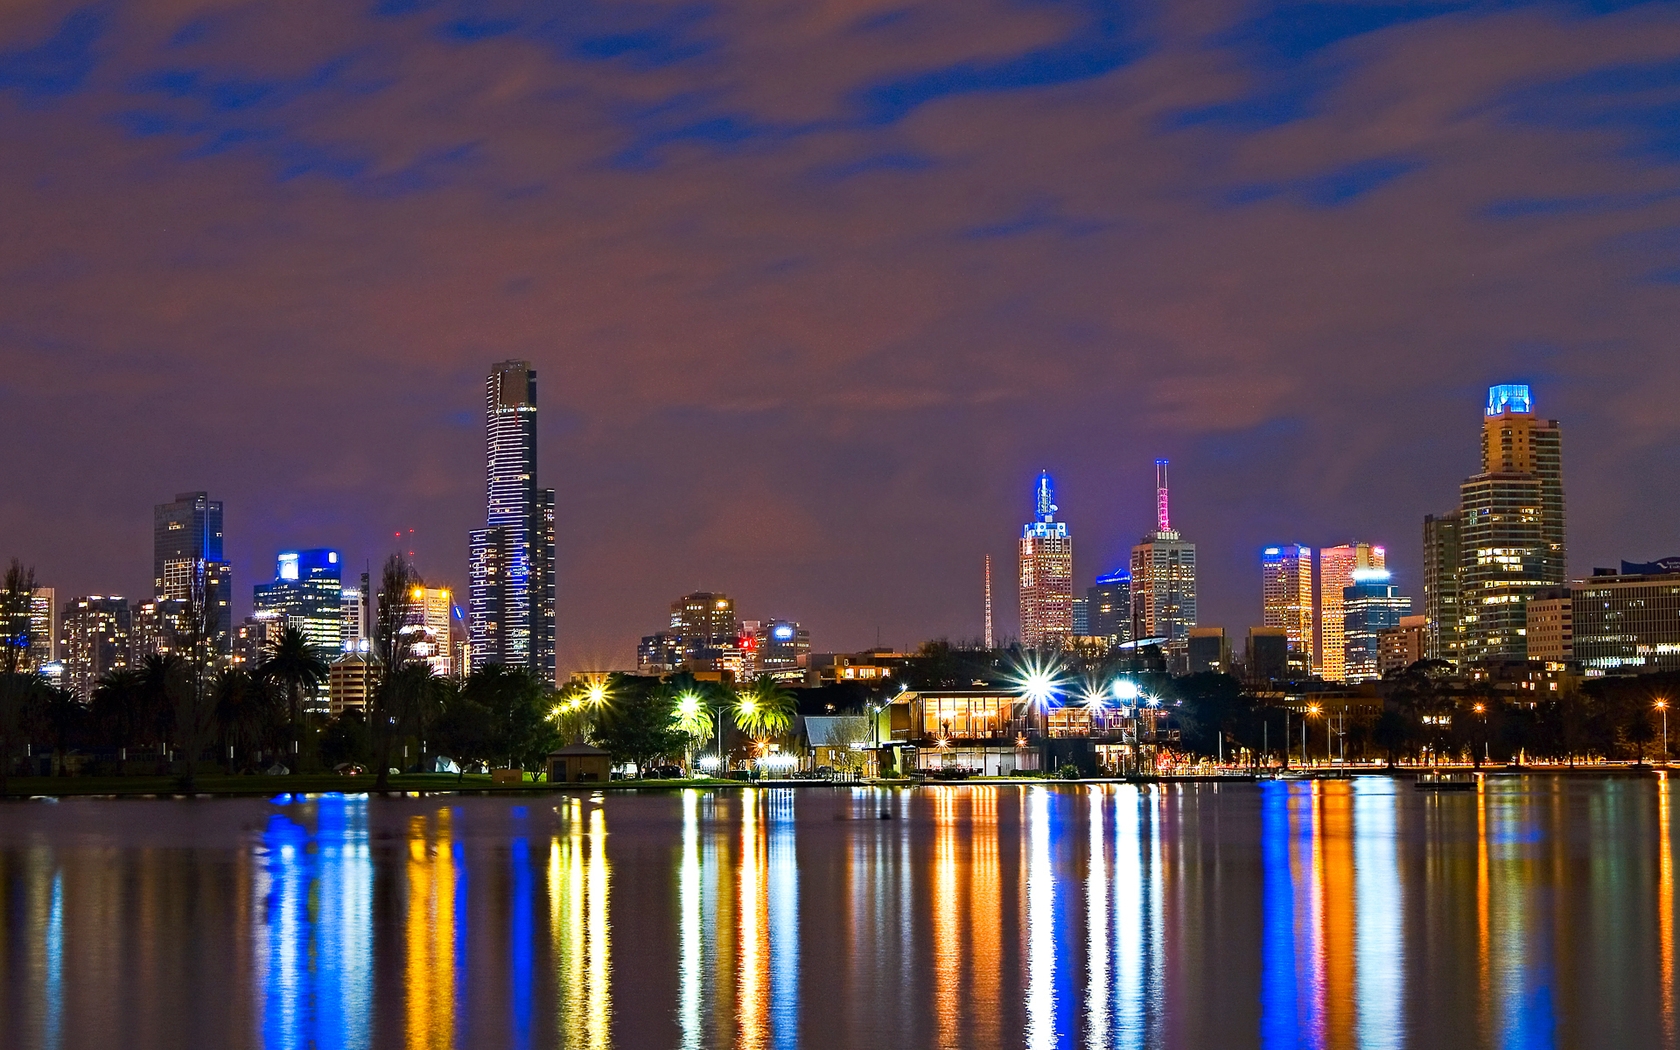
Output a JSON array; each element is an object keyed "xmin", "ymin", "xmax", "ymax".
[
  {"xmin": 1319, "ymin": 542, "xmax": 1385, "ymax": 681},
  {"xmin": 1261, "ymin": 544, "xmax": 1314, "ymax": 672},
  {"xmin": 1018, "ymin": 472, "xmax": 1073, "ymax": 649}
]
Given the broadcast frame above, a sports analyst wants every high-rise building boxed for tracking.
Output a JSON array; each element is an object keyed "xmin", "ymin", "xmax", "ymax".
[
  {"xmin": 1260, "ymin": 545, "xmax": 1314, "ymax": 671},
  {"xmin": 1342, "ymin": 570, "xmax": 1411, "ymax": 682},
  {"xmin": 328, "ymin": 650, "xmax": 379, "ymax": 716},
  {"xmin": 61, "ymin": 596, "xmax": 131, "ymax": 699},
  {"xmin": 1319, "ymin": 543, "xmax": 1385, "ymax": 681},
  {"xmin": 468, "ymin": 361, "xmax": 557, "ymax": 685},
  {"xmin": 1458, "ymin": 384, "xmax": 1566, "ymax": 664},
  {"xmin": 1524, "ymin": 592, "xmax": 1573, "ymax": 663},
  {"xmin": 1378, "ymin": 614, "xmax": 1429, "ymax": 675},
  {"xmin": 1019, "ymin": 472, "xmax": 1074, "ymax": 649},
  {"xmin": 341, "ymin": 584, "xmax": 367, "ymax": 652},
  {"xmin": 1086, "ymin": 571, "xmax": 1132, "ymax": 645},
  {"xmin": 231, "ymin": 612, "xmax": 285, "ymax": 671},
  {"xmin": 1245, "ymin": 627, "xmax": 1289, "ymax": 684},
  {"xmin": 1570, "ymin": 568, "xmax": 1680, "ymax": 674},
  {"xmin": 758, "ymin": 619, "xmax": 810, "ymax": 680},
  {"xmin": 403, "ymin": 585, "xmax": 455, "ymax": 678},
  {"xmin": 1071, "ymin": 597, "xmax": 1090, "ymax": 636},
  {"xmin": 1130, "ymin": 461, "xmax": 1196, "ymax": 662},
  {"xmin": 28, "ymin": 587, "xmax": 56, "ymax": 668},
  {"xmin": 152, "ymin": 491, "xmax": 232, "ymax": 657},
  {"xmin": 638, "ymin": 592, "xmax": 741, "ymax": 674},
  {"xmin": 1422, "ymin": 512, "xmax": 1462, "ymax": 664},
  {"xmin": 1186, "ymin": 626, "xmax": 1230, "ymax": 674},
  {"xmin": 253, "ymin": 549, "xmax": 345, "ymax": 666}
]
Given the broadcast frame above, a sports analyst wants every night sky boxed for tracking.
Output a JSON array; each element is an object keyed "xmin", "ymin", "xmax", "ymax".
[{"xmin": 4, "ymin": 0, "xmax": 1680, "ymax": 675}]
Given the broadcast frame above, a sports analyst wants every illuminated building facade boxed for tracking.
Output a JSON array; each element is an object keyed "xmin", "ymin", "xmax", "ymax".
[
  {"xmin": 1086, "ymin": 571, "xmax": 1131, "ymax": 645},
  {"xmin": 1261, "ymin": 544, "xmax": 1314, "ymax": 671},
  {"xmin": 1458, "ymin": 384, "xmax": 1566, "ymax": 663},
  {"xmin": 638, "ymin": 592, "xmax": 742, "ymax": 674},
  {"xmin": 1523, "ymin": 593, "xmax": 1573, "ymax": 663},
  {"xmin": 1342, "ymin": 571, "xmax": 1411, "ymax": 682},
  {"xmin": 61, "ymin": 596, "xmax": 131, "ymax": 700},
  {"xmin": 1422, "ymin": 511, "xmax": 1462, "ymax": 664},
  {"xmin": 1318, "ymin": 543, "xmax": 1385, "ymax": 681},
  {"xmin": 403, "ymin": 585, "xmax": 455, "ymax": 678},
  {"xmin": 153, "ymin": 491, "xmax": 232, "ymax": 656},
  {"xmin": 758, "ymin": 619, "xmax": 809, "ymax": 679},
  {"xmin": 253, "ymin": 549, "xmax": 345, "ymax": 666},
  {"xmin": 468, "ymin": 361, "xmax": 557, "ymax": 685},
  {"xmin": 1570, "ymin": 570, "xmax": 1680, "ymax": 674},
  {"xmin": 341, "ymin": 584, "xmax": 367, "ymax": 651},
  {"xmin": 1018, "ymin": 472, "xmax": 1074, "ymax": 649},
  {"xmin": 231, "ymin": 612, "xmax": 285, "ymax": 671},
  {"xmin": 1130, "ymin": 461, "xmax": 1196, "ymax": 662},
  {"xmin": 328, "ymin": 650, "xmax": 379, "ymax": 715},
  {"xmin": 27, "ymin": 587, "xmax": 55, "ymax": 668}
]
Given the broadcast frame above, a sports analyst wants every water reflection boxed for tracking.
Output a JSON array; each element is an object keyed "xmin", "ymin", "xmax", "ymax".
[{"xmin": 0, "ymin": 780, "xmax": 1676, "ymax": 1049}]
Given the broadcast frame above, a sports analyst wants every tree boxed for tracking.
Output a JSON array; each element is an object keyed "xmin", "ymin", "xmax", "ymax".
[
  {"xmin": 1373, "ymin": 708, "xmax": 1411, "ymax": 770},
  {"xmin": 137, "ymin": 653, "xmax": 182, "ymax": 762},
  {"xmin": 461, "ymin": 665, "xmax": 557, "ymax": 774},
  {"xmin": 371, "ymin": 554, "xmax": 421, "ymax": 790},
  {"xmin": 0, "ymin": 558, "xmax": 37, "ymax": 793},
  {"xmin": 213, "ymin": 668, "xmax": 273, "ymax": 773},
  {"xmin": 735, "ymin": 675, "xmax": 795, "ymax": 742},
  {"xmin": 33, "ymin": 687, "xmax": 85, "ymax": 776},
  {"xmin": 260, "ymin": 626, "xmax": 329, "ymax": 770},
  {"xmin": 320, "ymin": 711, "xmax": 371, "ymax": 771},
  {"xmin": 593, "ymin": 683, "xmax": 685, "ymax": 775},
  {"xmin": 91, "ymin": 669, "xmax": 146, "ymax": 774},
  {"xmin": 433, "ymin": 690, "xmax": 493, "ymax": 780}
]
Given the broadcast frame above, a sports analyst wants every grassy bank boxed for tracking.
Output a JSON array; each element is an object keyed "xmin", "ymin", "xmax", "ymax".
[{"xmin": 0, "ymin": 773, "xmax": 757, "ymax": 798}]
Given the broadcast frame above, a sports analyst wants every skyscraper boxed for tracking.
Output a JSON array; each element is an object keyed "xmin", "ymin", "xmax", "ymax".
[
  {"xmin": 403, "ymin": 585, "xmax": 455, "ymax": 678},
  {"xmin": 1342, "ymin": 570, "xmax": 1411, "ymax": 682},
  {"xmin": 61, "ymin": 596, "xmax": 131, "ymax": 700},
  {"xmin": 468, "ymin": 361, "xmax": 557, "ymax": 685},
  {"xmin": 1086, "ymin": 570, "xmax": 1132, "ymax": 645},
  {"xmin": 1261, "ymin": 545, "xmax": 1314, "ymax": 671},
  {"xmin": 152, "ymin": 491, "xmax": 232, "ymax": 657},
  {"xmin": 1319, "ymin": 542, "xmax": 1385, "ymax": 682},
  {"xmin": 1458, "ymin": 384, "xmax": 1566, "ymax": 663},
  {"xmin": 1422, "ymin": 512, "xmax": 1462, "ymax": 664},
  {"xmin": 1130, "ymin": 460, "xmax": 1196, "ymax": 661},
  {"xmin": 27, "ymin": 587, "xmax": 56, "ymax": 668},
  {"xmin": 253, "ymin": 549, "xmax": 345, "ymax": 666},
  {"xmin": 1018, "ymin": 472, "xmax": 1074, "ymax": 649}
]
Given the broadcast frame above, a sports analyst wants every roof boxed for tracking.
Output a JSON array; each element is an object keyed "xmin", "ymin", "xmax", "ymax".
[{"xmin": 549, "ymin": 741, "xmax": 610, "ymax": 757}]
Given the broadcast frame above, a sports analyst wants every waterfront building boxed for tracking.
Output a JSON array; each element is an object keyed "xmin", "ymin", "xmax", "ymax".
[
  {"xmin": 1319, "ymin": 543, "xmax": 1385, "ymax": 681},
  {"xmin": 1186, "ymin": 627, "xmax": 1230, "ymax": 674},
  {"xmin": 1570, "ymin": 569, "xmax": 1680, "ymax": 674},
  {"xmin": 1377, "ymin": 614, "xmax": 1429, "ymax": 675},
  {"xmin": 1018, "ymin": 472, "xmax": 1074, "ymax": 649},
  {"xmin": 468, "ymin": 361, "xmax": 557, "ymax": 685},
  {"xmin": 1524, "ymin": 592, "xmax": 1574, "ymax": 663},
  {"xmin": 1422, "ymin": 512, "xmax": 1463, "ymax": 664},
  {"xmin": 1458, "ymin": 384, "xmax": 1566, "ymax": 664},
  {"xmin": 1261, "ymin": 545, "xmax": 1314, "ymax": 671},
  {"xmin": 153, "ymin": 491, "xmax": 232, "ymax": 656},
  {"xmin": 1087, "ymin": 571, "xmax": 1132, "ymax": 645},
  {"xmin": 1130, "ymin": 460, "xmax": 1196, "ymax": 666},
  {"xmin": 253, "ymin": 549, "xmax": 345, "ymax": 666},
  {"xmin": 61, "ymin": 596, "xmax": 131, "ymax": 699},
  {"xmin": 1342, "ymin": 571, "xmax": 1411, "ymax": 682}
]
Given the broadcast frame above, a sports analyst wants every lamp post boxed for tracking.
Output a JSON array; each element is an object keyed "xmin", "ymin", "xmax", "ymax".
[
  {"xmin": 1658, "ymin": 699, "xmax": 1670, "ymax": 765},
  {"xmin": 1307, "ymin": 703, "xmax": 1321, "ymax": 768}
]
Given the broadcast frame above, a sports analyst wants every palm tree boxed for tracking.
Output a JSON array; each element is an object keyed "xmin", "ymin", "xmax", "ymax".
[
  {"xmin": 35, "ymin": 687, "xmax": 85, "ymax": 776},
  {"xmin": 91, "ymin": 669, "xmax": 145, "ymax": 774},
  {"xmin": 138, "ymin": 653, "xmax": 183, "ymax": 763},
  {"xmin": 735, "ymin": 675, "xmax": 795, "ymax": 743},
  {"xmin": 213, "ymin": 668, "xmax": 273, "ymax": 773},
  {"xmin": 260, "ymin": 627, "xmax": 329, "ymax": 771}
]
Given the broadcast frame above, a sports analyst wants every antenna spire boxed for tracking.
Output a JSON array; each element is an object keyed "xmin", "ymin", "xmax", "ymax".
[
  {"xmin": 1035, "ymin": 471, "xmax": 1057, "ymax": 522},
  {"xmin": 1155, "ymin": 459, "xmax": 1171, "ymax": 533}
]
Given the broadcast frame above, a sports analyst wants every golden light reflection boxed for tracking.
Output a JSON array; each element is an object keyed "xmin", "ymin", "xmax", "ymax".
[
  {"xmin": 933, "ymin": 787, "xmax": 959, "ymax": 1048},
  {"xmin": 1660, "ymin": 772, "xmax": 1674, "ymax": 1045},
  {"xmin": 970, "ymin": 787, "xmax": 1002, "ymax": 1050},
  {"xmin": 551, "ymin": 799, "xmax": 611, "ymax": 1049},
  {"xmin": 737, "ymin": 789, "xmax": 769, "ymax": 1050},
  {"xmin": 405, "ymin": 810, "xmax": 454, "ymax": 1050},
  {"xmin": 1320, "ymin": 781, "xmax": 1354, "ymax": 1049}
]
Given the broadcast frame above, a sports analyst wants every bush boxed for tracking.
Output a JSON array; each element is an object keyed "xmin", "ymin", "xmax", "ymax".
[{"xmin": 1057, "ymin": 764, "xmax": 1081, "ymax": 781}]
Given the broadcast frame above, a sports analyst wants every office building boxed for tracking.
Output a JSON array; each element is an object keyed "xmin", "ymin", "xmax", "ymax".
[
  {"xmin": 27, "ymin": 587, "xmax": 56, "ymax": 668},
  {"xmin": 341, "ymin": 584, "xmax": 367, "ymax": 651},
  {"xmin": 1342, "ymin": 570, "xmax": 1411, "ymax": 682},
  {"xmin": 1019, "ymin": 472, "xmax": 1074, "ymax": 649},
  {"xmin": 1246, "ymin": 627, "xmax": 1289, "ymax": 683},
  {"xmin": 1130, "ymin": 461, "xmax": 1197, "ymax": 663},
  {"xmin": 1524, "ymin": 592, "xmax": 1573, "ymax": 663},
  {"xmin": 1186, "ymin": 626, "xmax": 1230, "ymax": 674},
  {"xmin": 639, "ymin": 592, "xmax": 742, "ymax": 674},
  {"xmin": 1072, "ymin": 597, "xmax": 1090, "ymax": 637},
  {"xmin": 468, "ymin": 361, "xmax": 557, "ymax": 685},
  {"xmin": 1570, "ymin": 569, "xmax": 1680, "ymax": 674},
  {"xmin": 1422, "ymin": 512, "xmax": 1463, "ymax": 664},
  {"xmin": 403, "ymin": 585, "xmax": 455, "ymax": 678},
  {"xmin": 253, "ymin": 549, "xmax": 345, "ymax": 666},
  {"xmin": 1319, "ymin": 543, "xmax": 1385, "ymax": 681},
  {"xmin": 328, "ymin": 650, "xmax": 379, "ymax": 716},
  {"xmin": 1378, "ymin": 614, "xmax": 1429, "ymax": 675},
  {"xmin": 1261, "ymin": 545, "xmax": 1314, "ymax": 671},
  {"xmin": 1458, "ymin": 384, "xmax": 1566, "ymax": 663},
  {"xmin": 153, "ymin": 491, "xmax": 232, "ymax": 656},
  {"xmin": 758, "ymin": 619, "xmax": 809, "ymax": 680},
  {"xmin": 231, "ymin": 612, "xmax": 286, "ymax": 671},
  {"xmin": 1087, "ymin": 571, "xmax": 1131, "ymax": 645},
  {"xmin": 61, "ymin": 596, "xmax": 131, "ymax": 700}
]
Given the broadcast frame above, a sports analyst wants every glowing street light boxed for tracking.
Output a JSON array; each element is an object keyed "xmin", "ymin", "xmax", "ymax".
[{"xmin": 1658, "ymin": 698, "xmax": 1670, "ymax": 763}]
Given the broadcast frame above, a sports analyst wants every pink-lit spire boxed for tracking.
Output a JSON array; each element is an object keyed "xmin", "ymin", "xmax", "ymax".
[{"xmin": 1155, "ymin": 458, "xmax": 1171, "ymax": 533}]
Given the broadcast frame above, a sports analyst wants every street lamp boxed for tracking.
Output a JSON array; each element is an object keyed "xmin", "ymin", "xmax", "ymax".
[
  {"xmin": 1307, "ymin": 703, "xmax": 1321, "ymax": 768},
  {"xmin": 1657, "ymin": 699, "xmax": 1670, "ymax": 764}
]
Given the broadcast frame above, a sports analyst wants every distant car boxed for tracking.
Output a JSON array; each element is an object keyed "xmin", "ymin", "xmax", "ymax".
[
  {"xmin": 333, "ymin": 763, "xmax": 365, "ymax": 776},
  {"xmin": 651, "ymin": 765, "xmax": 683, "ymax": 779}
]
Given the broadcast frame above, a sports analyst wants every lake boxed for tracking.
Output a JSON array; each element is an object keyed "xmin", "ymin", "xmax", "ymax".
[{"xmin": 0, "ymin": 777, "xmax": 1672, "ymax": 1049}]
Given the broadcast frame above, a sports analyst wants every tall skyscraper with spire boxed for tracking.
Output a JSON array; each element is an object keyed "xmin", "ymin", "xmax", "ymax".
[
  {"xmin": 1018, "ymin": 472, "xmax": 1073, "ymax": 649},
  {"xmin": 468, "ymin": 361, "xmax": 557, "ymax": 685},
  {"xmin": 147, "ymin": 491, "xmax": 232, "ymax": 657},
  {"xmin": 1131, "ymin": 460, "xmax": 1197, "ymax": 663},
  {"xmin": 1457, "ymin": 383, "xmax": 1565, "ymax": 663}
]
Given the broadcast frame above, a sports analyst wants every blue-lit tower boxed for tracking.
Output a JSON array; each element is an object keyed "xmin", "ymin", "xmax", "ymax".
[
  {"xmin": 1018, "ymin": 471, "xmax": 1073, "ymax": 648},
  {"xmin": 468, "ymin": 361, "xmax": 557, "ymax": 685},
  {"xmin": 253, "ymin": 549, "xmax": 346, "ymax": 665}
]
